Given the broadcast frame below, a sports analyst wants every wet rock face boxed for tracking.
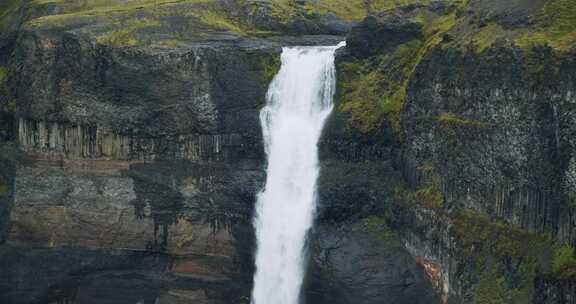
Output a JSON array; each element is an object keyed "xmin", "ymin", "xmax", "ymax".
[
  {"xmin": 4, "ymin": 158, "xmax": 263, "ymax": 303},
  {"xmin": 395, "ymin": 40, "xmax": 576, "ymax": 304},
  {"xmin": 12, "ymin": 31, "xmax": 268, "ymax": 138},
  {"xmin": 307, "ymin": 226, "xmax": 440, "ymax": 304},
  {"xmin": 0, "ymin": 245, "xmax": 236, "ymax": 304},
  {"xmin": 311, "ymin": 113, "xmax": 439, "ymax": 303},
  {"xmin": 10, "ymin": 160, "xmax": 263, "ymax": 254},
  {"xmin": 345, "ymin": 12, "xmax": 422, "ymax": 59},
  {"xmin": 402, "ymin": 46, "xmax": 576, "ymax": 241}
]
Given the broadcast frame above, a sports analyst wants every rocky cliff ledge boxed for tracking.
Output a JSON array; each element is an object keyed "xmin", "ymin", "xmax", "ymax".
[{"xmin": 1, "ymin": 0, "xmax": 575, "ymax": 303}]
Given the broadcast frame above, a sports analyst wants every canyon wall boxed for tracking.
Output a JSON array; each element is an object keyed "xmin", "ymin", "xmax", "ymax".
[
  {"xmin": 0, "ymin": 1, "xmax": 436, "ymax": 303},
  {"xmin": 327, "ymin": 0, "xmax": 576, "ymax": 303},
  {"xmin": 2, "ymin": 0, "xmax": 576, "ymax": 303}
]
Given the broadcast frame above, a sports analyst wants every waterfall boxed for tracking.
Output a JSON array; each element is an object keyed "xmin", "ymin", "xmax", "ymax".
[{"xmin": 251, "ymin": 42, "xmax": 345, "ymax": 304}]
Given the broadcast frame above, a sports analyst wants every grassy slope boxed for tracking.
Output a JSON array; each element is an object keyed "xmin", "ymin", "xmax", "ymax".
[
  {"xmin": 337, "ymin": 4, "xmax": 463, "ymax": 134},
  {"xmin": 26, "ymin": 0, "xmax": 248, "ymax": 46},
  {"xmin": 516, "ymin": 0, "xmax": 576, "ymax": 52},
  {"xmin": 269, "ymin": 0, "xmax": 434, "ymax": 22},
  {"xmin": 22, "ymin": 0, "xmax": 455, "ymax": 47}
]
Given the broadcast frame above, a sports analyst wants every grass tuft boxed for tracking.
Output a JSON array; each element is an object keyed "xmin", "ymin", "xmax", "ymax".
[{"xmin": 437, "ymin": 112, "xmax": 489, "ymax": 128}]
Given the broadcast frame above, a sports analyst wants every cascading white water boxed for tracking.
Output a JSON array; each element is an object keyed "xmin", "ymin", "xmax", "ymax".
[{"xmin": 251, "ymin": 42, "xmax": 346, "ymax": 304}]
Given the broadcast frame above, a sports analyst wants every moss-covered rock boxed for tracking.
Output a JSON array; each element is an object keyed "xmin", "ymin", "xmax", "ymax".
[
  {"xmin": 335, "ymin": 3, "xmax": 462, "ymax": 134},
  {"xmin": 551, "ymin": 245, "xmax": 576, "ymax": 279},
  {"xmin": 516, "ymin": 0, "xmax": 576, "ymax": 52}
]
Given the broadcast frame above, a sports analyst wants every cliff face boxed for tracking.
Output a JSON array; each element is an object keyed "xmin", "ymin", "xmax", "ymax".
[
  {"xmin": 399, "ymin": 41, "xmax": 576, "ymax": 304},
  {"xmin": 1, "ymin": 3, "xmax": 280, "ymax": 304},
  {"xmin": 329, "ymin": 0, "xmax": 576, "ymax": 302},
  {"xmin": 2, "ymin": 0, "xmax": 575, "ymax": 303},
  {"xmin": 0, "ymin": 1, "xmax": 437, "ymax": 303}
]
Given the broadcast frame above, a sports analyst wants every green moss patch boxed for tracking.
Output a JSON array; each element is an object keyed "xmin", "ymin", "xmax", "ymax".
[
  {"xmin": 336, "ymin": 39, "xmax": 428, "ymax": 134},
  {"xmin": 30, "ymin": 0, "xmax": 212, "ymax": 18},
  {"xmin": 454, "ymin": 210, "xmax": 551, "ymax": 258},
  {"xmin": 253, "ymin": 53, "xmax": 281, "ymax": 87},
  {"xmin": 552, "ymin": 245, "xmax": 576, "ymax": 279},
  {"xmin": 336, "ymin": 60, "xmax": 386, "ymax": 133},
  {"xmin": 354, "ymin": 216, "xmax": 399, "ymax": 245},
  {"xmin": 268, "ymin": 0, "xmax": 440, "ymax": 23},
  {"xmin": 25, "ymin": 0, "xmax": 258, "ymax": 43},
  {"xmin": 467, "ymin": 23, "xmax": 508, "ymax": 53},
  {"xmin": 436, "ymin": 112, "xmax": 489, "ymax": 128},
  {"xmin": 453, "ymin": 210, "xmax": 554, "ymax": 303},
  {"xmin": 249, "ymin": 52, "xmax": 281, "ymax": 108},
  {"xmin": 336, "ymin": 6, "xmax": 464, "ymax": 134},
  {"xmin": 0, "ymin": 179, "xmax": 8, "ymax": 196},
  {"xmin": 96, "ymin": 18, "xmax": 161, "ymax": 46},
  {"xmin": 274, "ymin": 0, "xmax": 368, "ymax": 22},
  {"xmin": 475, "ymin": 267, "xmax": 527, "ymax": 304},
  {"xmin": 0, "ymin": 67, "xmax": 6, "ymax": 84},
  {"xmin": 515, "ymin": 0, "xmax": 576, "ymax": 52},
  {"xmin": 413, "ymin": 185, "xmax": 443, "ymax": 209},
  {"xmin": 392, "ymin": 169, "xmax": 444, "ymax": 210}
]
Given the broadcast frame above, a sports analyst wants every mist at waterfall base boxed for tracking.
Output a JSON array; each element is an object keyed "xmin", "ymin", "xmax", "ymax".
[{"xmin": 251, "ymin": 42, "xmax": 345, "ymax": 304}]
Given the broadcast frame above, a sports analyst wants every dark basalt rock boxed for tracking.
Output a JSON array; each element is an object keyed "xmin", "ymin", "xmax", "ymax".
[
  {"xmin": 4, "ymin": 0, "xmax": 576, "ymax": 303},
  {"xmin": 306, "ymin": 225, "xmax": 440, "ymax": 304},
  {"xmin": 12, "ymin": 31, "xmax": 266, "ymax": 138},
  {"xmin": 346, "ymin": 13, "xmax": 422, "ymax": 59},
  {"xmin": 0, "ymin": 151, "xmax": 15, "ymax": 244},
  {"xmin": 467, "ymin": 0, "xmax": 547, "ymax": 27},
  {"xmin": 0, "ymin": 245, "xmax": 239, "ymax": 304},
  {"xmin": 402, "ymin": 44, "xmax": 576, "ymax": 240}
]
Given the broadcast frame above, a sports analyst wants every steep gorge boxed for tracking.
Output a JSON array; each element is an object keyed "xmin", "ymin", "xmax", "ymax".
[{"xmin": 0, "ymin": 0, "xmax": 575, "ymax": 303}]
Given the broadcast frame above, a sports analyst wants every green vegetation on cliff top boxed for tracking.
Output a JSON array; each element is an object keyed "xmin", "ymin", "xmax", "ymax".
[
  {"xmin": 26, "ymin": 0, "xmax": 269, "ymax": 46},
  {"xmin": 269, "ymin": 0, "xmax": 437, "ymax": 22},
  {"xmin": 465, "ymin": 23, "xmax": 508, "ymax": 53},
  {"xmin": 95, "ymin": 17, "xmax": 161, "ymax": 46},
  {"xmin": 435, "ymin": 0, "xmax": 576, "ymax": 54},
  {"xmin": 516, "ymin": 0, "xmax": 576, "ymax": 52},
  {"xmin": 26, "ymin": 0, "xmax": 449, "ymax": 35},
  {"xmin": 337, "ymin": 8, "xmax": 461, "ymax": 134},
  {"xmin": 337, "ymin": 0, "xmax": 576, "ymax": 135}
]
